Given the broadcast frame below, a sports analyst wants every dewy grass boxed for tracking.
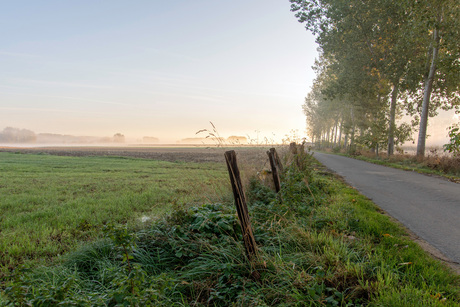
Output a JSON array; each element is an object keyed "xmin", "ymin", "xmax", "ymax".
[
  {"xmin": 0, "ymin": 152, "xmax": 228, "ymax": 277},
  {"xmin": 1, "ymin": 150, "xmax": 459, "ymax": 306}
]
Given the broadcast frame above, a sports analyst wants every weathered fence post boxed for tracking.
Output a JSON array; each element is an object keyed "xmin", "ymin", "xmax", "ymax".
[
  {"xmin": 224, "ymin": 150, "xmax": 258, "ymax": 260},
  {"xmin": 289, "ymin": 142, "xmax": 299, "ymax": 167},
  {"xmin": 272, "ymin": 148, "xmax": 284, "ymax": 173},
  {"xmin": 299, "ymin": 143, "xmax": 305, "ymax": 155},
  {"xmin": 267, "ymin": 148, "xmax": 281, "ymax": 193},
  {"xmin": 289, "ymin": 142, "xmax": 298, "ymax": 155}
]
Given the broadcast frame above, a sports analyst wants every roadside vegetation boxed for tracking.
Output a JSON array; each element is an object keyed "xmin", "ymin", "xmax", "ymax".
[
  {"xmin": 1, "ymin": 149, "xmax": 459, "ymax": 306},
  {"xmin": 318, "ymin": 146, "xmax": 460, "ymax": 182},
  {"xmin": 346, "ymin": 150, "xmax": 460, "ymax": 182}
]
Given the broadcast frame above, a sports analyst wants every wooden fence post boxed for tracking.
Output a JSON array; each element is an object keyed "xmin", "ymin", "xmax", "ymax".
[
  {"xmin": 272, "ymin": 148, "xmax": 284, "ymax": 173},
  {"xmin": 289, "ymin": 142, "xmax": 298, "ymax": 155},
  {"xmin": 289, "ymin": 142, "xmax": 298, "ymax": 167},
  {"xmin": 224, "ymin": 150, "xmax": 258, "ymax": 260},
  {"xmin": 267, "ymin": 149, "xmax": 281, "ymax": 193},
  {"xmin": 299, "ymin": 143, "xmax": 305, "ymax": 155}
]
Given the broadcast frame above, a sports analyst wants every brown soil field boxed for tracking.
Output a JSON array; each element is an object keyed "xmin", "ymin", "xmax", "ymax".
[{"xmin": 0, "ymin": 145, "xmax": 274, "ymax": 167}]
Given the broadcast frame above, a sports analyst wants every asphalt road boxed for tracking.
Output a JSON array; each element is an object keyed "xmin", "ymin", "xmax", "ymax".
[{"xmin": 313, "ymin": 152, "xmax": 460, "ymax": 264}]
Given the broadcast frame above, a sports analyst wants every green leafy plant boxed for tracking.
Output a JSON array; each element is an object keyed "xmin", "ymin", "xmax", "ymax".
[
  {"xmin": 103, "ymin": 223, "xmax": 138, "ymax": 295},
  {"xmin": 444, "ymin": 124, "xmax": 460, "ymax": 156}
]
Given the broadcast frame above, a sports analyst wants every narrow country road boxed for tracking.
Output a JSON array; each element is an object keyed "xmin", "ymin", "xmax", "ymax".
[{"xmin": 313, "ymin": 152, "xmax": 460, "ymax": 264}]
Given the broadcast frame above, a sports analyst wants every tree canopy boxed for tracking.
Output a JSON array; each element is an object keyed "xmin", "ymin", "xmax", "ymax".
[{"xmin": 291, "ymin": 0, "xmax": 460, "ymax": 156}]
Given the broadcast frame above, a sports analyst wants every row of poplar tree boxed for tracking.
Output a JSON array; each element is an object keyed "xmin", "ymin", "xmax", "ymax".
[{"xmin": 290, "ymin": 0, "xmax": 460, "ymax": 157}]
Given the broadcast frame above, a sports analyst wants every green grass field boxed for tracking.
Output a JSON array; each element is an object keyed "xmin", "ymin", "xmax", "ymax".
[
  {"xmin": 1, "ymin": 149, "xmax": 459, "ymax": 306},
  {"xmin": 0, "ymin": 152, "xmax": 228, "ymax": 275}
]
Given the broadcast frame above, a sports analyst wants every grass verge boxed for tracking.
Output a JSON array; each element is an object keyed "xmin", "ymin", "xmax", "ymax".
[
  {"xmin": 1, "ymin": 151, "xmax": 459, "ymax": 306},
  {"xmin": 333, "ymin": 151, "xmax": 460, "ymax": 183}
]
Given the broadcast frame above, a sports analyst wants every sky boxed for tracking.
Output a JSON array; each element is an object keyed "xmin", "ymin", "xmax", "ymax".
[
  {"xmin": 0, "ymin": 1, "xmax": 456, "ymax": 145},
  {"xmin": 0, "ymin": 0, "xmax": 318, "ymax": 144}
]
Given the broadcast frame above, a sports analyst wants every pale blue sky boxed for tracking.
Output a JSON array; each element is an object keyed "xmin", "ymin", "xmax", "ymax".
[{"xmin": 0, "ymin": 0, "xmax": 318, "ymax": 143}]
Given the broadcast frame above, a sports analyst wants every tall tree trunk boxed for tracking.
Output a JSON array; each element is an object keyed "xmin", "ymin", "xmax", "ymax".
[
  {"xmin": 333, "ymin": 118, "xmax": 338, "ymax": 146},
  {"xmin": 320, "ymin": 131, "xmax": 324, "ymax": 149},
  {"xmin": 350, "ymin": 125, "xmax": 356, "ymax": 151},
  {"xmin": 387, "ymin": 83, "xmax": 399, "ymax": 156},
  {"xmin": 338, "ymin": 118, "xmax": 343, "ymax": 148},
  {"xmin": 330, "ymin": 125, "xmax": 335, "ymax": 144},
  {"xmin": 350, "ymin": 107, "xmax": 355, "ymax": 150},
  {"xmin": 417, "ymin": 25, "xmax": 441, "ymax": 158}
]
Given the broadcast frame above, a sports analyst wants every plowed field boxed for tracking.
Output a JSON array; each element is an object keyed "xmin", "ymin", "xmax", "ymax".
[{"xmin": 0, "ymin": 145, "xmax": 270, "ymax": 166}]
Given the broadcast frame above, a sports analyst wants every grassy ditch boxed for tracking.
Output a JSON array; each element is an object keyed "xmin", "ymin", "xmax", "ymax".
[
  {"xmin": 1, "ymin": 151, "xmax": 459, "ymax": 306},
  {"xmin": 0, "ymin": 152, "xmax": 228, "ymax": 277}
]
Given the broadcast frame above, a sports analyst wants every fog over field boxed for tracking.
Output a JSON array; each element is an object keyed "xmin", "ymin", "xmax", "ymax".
[
  {"xmin": 1, "ymin": 104, "xmax": 455, "ymax": 150},
  {"xmin": 1, "ymin": 1, "xmax": 457, "ymax": 149},
  {"xmin": 405, "ymin": 109, "xmax": 459, "ymax": 147},
  {"xmin": 0, "ymin": 1, "xmax": 319, "ymax": 145},
  {"xmin": 1, "ymin": 108, "xmax": 457, "ymax": 148}
]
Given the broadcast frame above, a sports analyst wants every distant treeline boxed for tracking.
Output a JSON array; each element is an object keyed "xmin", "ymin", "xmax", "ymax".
[
  {"xmin": 178, "ymin": 136, "xmax": 248, "ymax": 145},
  {"xmin": 0, "ymin": 127, "xmax": 248, "ymax": 145},
  {"xmin": 0, "ymin": 127, "xmax": 135, "ymax": 144},
  {"xmin": 0, "ymin": 127, "xmax": 37, "ymax": 143}
]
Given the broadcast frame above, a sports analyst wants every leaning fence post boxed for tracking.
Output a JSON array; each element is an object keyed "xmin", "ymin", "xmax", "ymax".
[
  {"xmin": 267, "ymin": 149, "xmax": 281, "ymax": 193},
  {"xmin": 224, "ymin": 150, "xmax": 258, "ymax": 260}
]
